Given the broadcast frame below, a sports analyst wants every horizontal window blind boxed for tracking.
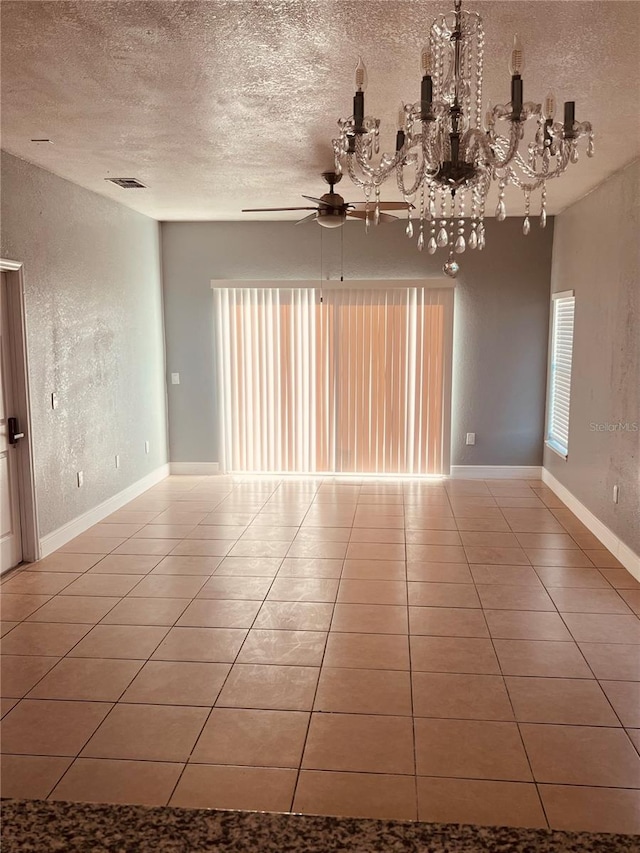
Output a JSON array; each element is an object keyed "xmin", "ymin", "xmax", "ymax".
[
  {"xmin": 547, "ymin": 293, "xmax": 575, "ymax": 457},
  {"xmin": 214, "ymin": 286, "xmax": 453, "ymax": 475}
]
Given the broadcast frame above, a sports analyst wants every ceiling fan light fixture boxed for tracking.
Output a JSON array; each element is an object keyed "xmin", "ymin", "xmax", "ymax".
[{"xmin": 331, "ymin": 0, "xmax": 594, "ymax": 277}]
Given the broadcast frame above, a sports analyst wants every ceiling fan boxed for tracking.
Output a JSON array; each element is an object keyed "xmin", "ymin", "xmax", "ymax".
[{"xmin": 242, "ymin": 171, "xmax": 412, "ymax": 228}]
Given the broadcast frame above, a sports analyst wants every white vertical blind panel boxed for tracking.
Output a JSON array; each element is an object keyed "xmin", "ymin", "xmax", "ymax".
[
  {"xmin": 547, "ymin": 295, "xmax": 575, "ymax": 456},
  {"xmin": 215, "ymin": 287, "xmax": 452, "ymax": 474}
]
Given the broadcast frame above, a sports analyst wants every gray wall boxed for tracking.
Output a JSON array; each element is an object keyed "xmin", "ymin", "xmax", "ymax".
[
  {"xmin": 544, "ymin": 159, "xmax": 640, "ymax": 556},
  {"xmin": 162, "ymin": 217, "xmax": 554, "ymax": 468},
  {"xmin": 1, "ymin": 152, "xmax": 168, "ymax": 537}
]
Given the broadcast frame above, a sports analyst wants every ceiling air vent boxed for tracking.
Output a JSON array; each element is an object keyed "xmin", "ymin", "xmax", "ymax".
[{"xmin": 106, "ymin": 178, "xmax": 147, "ymax": 189}]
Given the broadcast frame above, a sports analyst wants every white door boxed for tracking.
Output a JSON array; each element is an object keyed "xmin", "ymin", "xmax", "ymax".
[{"xmin": 0, "ymin": 272, "xmax": 23, "ymax": 571}]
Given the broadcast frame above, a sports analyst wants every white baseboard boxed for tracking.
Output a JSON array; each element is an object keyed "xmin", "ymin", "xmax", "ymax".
[
  {"xmin": 449, "ymin": 466, "xmax": 543, "ymax": 480},
  {"xmin": 169, "ymin": 462, "xmax": 220, "ymax": 475},
  {"xmin": 542, "ymin": 469, "xmax": 640, "ymax": 581},
  {"xmin": 39, "ymin": 464, "xmax": 170, "ymax": 558}
]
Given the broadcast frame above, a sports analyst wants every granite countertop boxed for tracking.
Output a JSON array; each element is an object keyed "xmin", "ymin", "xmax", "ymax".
[{"xmin": 2, "ymin": 800, "xmax": 639, "ymax": 853}]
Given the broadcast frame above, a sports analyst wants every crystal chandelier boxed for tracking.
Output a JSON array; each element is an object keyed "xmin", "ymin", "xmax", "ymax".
[{"xmin": 331, "ymin": 0, "xmax": 594, "ymax": 277}]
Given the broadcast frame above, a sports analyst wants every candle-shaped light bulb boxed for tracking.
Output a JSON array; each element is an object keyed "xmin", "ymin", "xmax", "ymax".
[
  {"xmin": 355, "ymin": 56, "xmax": 368, "ymax": 92},
  {"xmin": 484, "ymin": 99, "xmax": 493, "ymax": 131},
  {"xmin": 543, "ymin": 91, "xmax": 556, "ymax": 121},
  {"xmin": 508, "ymin": 34, "xmax": 524, "ymax": 75},
  {"xmin": 421, "ymin": 46, "xmax": 433, "ymax": 75}
]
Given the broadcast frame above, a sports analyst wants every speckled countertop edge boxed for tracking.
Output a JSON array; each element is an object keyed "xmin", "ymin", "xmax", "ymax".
[{"xmin": 2, "ymin": 800, "xmax": 638, "ymax": 853}]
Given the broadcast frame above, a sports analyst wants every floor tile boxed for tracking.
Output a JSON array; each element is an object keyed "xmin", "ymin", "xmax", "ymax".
[
  {"xmin": 0, "ymin": 622, "xmax": 92, "ymax": 655},
  {"xmin": 170, "ymin": 540, "xmax": 234, "ymax": 558},
  {"xmin": 454, "ymin": 517, "xmax": 510, "ymax": 533},
  {"xmin": 405, "ymin": 530, "xmax": 461, "ymax": 546},
  {"xmin": 314, "ymin": 667, "xmax": 412, "ymax": 716},
  {"xmin": 59, "ymin": 537, "xmax": 126, "ymax": 554},
  {"xmin": 483, "ymin": 610, "xmax": 573, "ymax": 641},
  {"xmin": 81, "ymin": 703, "xmax": 208, "ymax": 761},
  {"xmin": 60, "ymin": 574, "xmax": 144, "ymax": 597},
  {"xmin": 323, "ymin": 633, "xmax": 410, "ymax": 670},
  {"xmin": 191, "ymin": 708, "xmax": 309, "ymax": 767},
  {"xmin": 0, "ymin": 656, "xmax": 60, "ymax": 698},
  {"xmin": 408, "ymin": 582, "xmax": 480, "ymax": 609},
  {"xmin": 26, "ymin": 596, "xmax": 120, "ymax": 624},
  {"xmin": 464, "ymin": 546, "xmax": 530, "ymax": 566},
  {"xmin": 170, "ymin": 764, "xmax": 296, "ymax": 811},
  {"xmin": 520, "ymin": 723, "xmax": 640, "ymax": 787},
  {"xmin": 408, "ymin": 606, "xmax": 488, "ymax": 638},
  {"xmin": 412, "ymin": 672, "xmax": 513, "ymax": 721},
  {"xmin": 49, "ymin": 758, "xmax": 183, "ymax": 806},
  {"xmin": 619, "ymin": 589, "xmax": 640, "ymax": 615},
  {"xmin": 120, "ymin": 660, "xmax": 230, "ymax": 706},
  {"xmin": 68, "ymin": 625, "xmax": 169, "ymax": 659},
  {"xmin": 539, "ymin": 784, "xmax": 640, "ymax": 834},
  {"xmin": 331, "ymin": 603, "xmax": 407, "ymax": 634},
  {"xmin": 493, "ymin": 639, "xmax": 593, "ymax": 678},
  {"xmin": 287, "ymin": 541, "xmax": 347, "ymax": 560},
  {"xmin": 583, "ymin": 550, "xmax": 624, "ymax": 568},
  {"xmin": 215, "ymin": 557, "xmax": 282, "ymax": 577},
  {"xmin": 1, "ymin": 594, "xmax": 52, "ymax": 621},
  {"xmin": 476, "ymin": 584, "xmax": 556, "ymax": 611},
  {"xmin": 294, "ymin": 770, "xmax": 416, "ymax": 821},
  {"xmin": 253, "ymin": 601, "xmax": 333, "ymax": 631},
  {"xmin": 132, "ymin": 525, "xmax": 197, "ymax": 540},
  {"xmin": 100, "ymin": 597, "xmax": 190, "ymax": 626},
  {"xmin": 547, "ymin": 587, "xmax": 632, "ymax": 614},
  {"xmin": 127, "ymin": 575, "xmax": 208, "ymax": 598},
  {"xmin": 350, "ymin": 528, "xmax": 406, "ymax": 544},
  {"xmin": 241, "ymin": 525, "xmax": 299, "ymax": 542},
  {"xmin": 415, "ymin": 718, "xmax": 531, "ymax": 780},
  {"xmin": 410, "ymin": 636, "xmax": 500, "ymax": 674},
  {"xmin": 534, "ymin": 566, "xmax": 610, "ymax": 588},
  {"xmin": 578, "ymin": 642, "xmax": 640, "ymax": 681},
  {"xmin": 26, "ymin": 553, "xmax": 102, "ymax": 573},
  {"xmin": 599, "ymin": 680, "xmax": 640, "ymax": 727},
  {"xmin": 337, "ymin": 579, "xmax": 407, "ymax": 606},
  {"xmin": 113, "ymin": 539, "xmax": 180, "ymax": 556},
  {"xmin": 505, "ymin": 676, "xmax": 620, "ymax": 725},
  {"xmin": 152, "ymin": 627, "xmax": 247, "ymax": 662},
  {"xmin": 405, "ymin": 515, "xmax": 458, "ymax": 531},
  {"xmin": 599, "ymin": 568, "xmax": 640, "ymax": 590},
  {"xmin": 216, "ymin": 663, "xmax": 319, "ymax": 711},
  {"xmin": 302, "ymin": 713, "xmax": 414, "ymax": 774},
  {"xmin": 151, "ymin": 555, "xmax": 222, "ymax": 574},
  {"xmin": 406, "ymin": 545, "xmax": 467, "ymax": 564},
  {"xmin": 417, "ymin": 777, "xmax": 546, "ymax": 828},
  {"xmin": 266, "ymin": 577, "xmax": 339, "ymax": 602},
  {"xmin": 236, "ymin": 629, "xmax": 327, "ymax": 666},
  {"xmin": 176, "ymin": 599, "xmax": 261, "ymax": 628},
  {"xmin": 346, "ymin": 542, "xmax": 406, "ymax": 561},
  {"xmin": 86, "ymin": 523, "xmax": 145, "ymax": 538},
  {"xmin": 514, "ymin": 533, "xmax": 577, "ymax": 550},
  {"xmin": 28, "ymin": 658, "xmax": 143, "ymax": 701},
  {"xmin": 526, "ymin": 549, "xmax": 594, "ymax": 568},
  {"xmin": 562, "ymin": 613, "xmax": 640, "ymax": 644},
  {"xmin": 459, "ymin": 532, "xmax": 521, "ymax": 549},
  {"xmin": 0, "ymin": 755, "xmax": 73, "ymax": 799},
  {"xmin": 1, "ymin": 572, "xmax": 81, "ymax": 595},
  {"xmin": 406, "ymin": 562, "xmax": 472, "ymax": 583},
  {"xmin": 469, "ymin": 565, "xmax": 542, "ymax": 586},
  {"xmin": 341, "ymin": 560, "xmax": 405, "ymax": 580},
  {"xmin": 1, "ymin": 699, "xmax": 112, "ymax": 755},
  {"xmin": 88, "ymin": 555, "xmax": 162, "ymax": 574},
  {"xmin": 196, "ymin": 576, "xmax": 273, "ymax": 600}
]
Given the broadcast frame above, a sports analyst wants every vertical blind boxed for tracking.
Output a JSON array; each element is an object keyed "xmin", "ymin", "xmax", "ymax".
[
  {"xmin": 214, "ymin": 286, "xmax": 453, "ymax": 474},
  {"xmin": 547, "ymin": 292, "xmax": 575, "ymax": 457}
]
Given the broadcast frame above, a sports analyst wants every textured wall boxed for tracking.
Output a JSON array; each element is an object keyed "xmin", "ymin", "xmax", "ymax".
[
  {"xmin": 1, "ymin": 152, "xmax": 168, "ymax": 537},
  {"xmin": 544, "ymin": 159, "xmax": 640, "ymax": 555},
  {"xmin": 161, "ymin": 217, "xmax": 554, "ymax": 468}
]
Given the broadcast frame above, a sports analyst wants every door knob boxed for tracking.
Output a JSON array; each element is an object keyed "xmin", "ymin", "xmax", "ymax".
[{"xmin": 8, "ymin": 417, "xmax": 24, "ymax": 445}]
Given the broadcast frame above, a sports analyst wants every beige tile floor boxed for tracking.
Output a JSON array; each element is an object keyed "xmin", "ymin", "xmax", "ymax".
[{"xmin": 1, "ymin": 475, "xmax": 640, "ymax": 834}]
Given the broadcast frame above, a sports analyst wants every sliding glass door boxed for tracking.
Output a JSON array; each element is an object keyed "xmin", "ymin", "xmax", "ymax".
[{"xmin": 214, "ymin": 285, "xmax": 453, "ymax": 475}]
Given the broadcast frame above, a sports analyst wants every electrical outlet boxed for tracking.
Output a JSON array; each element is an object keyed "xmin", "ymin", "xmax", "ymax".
[
  {"xmin": 465, "ymin": 432, "xmax": 476, "ymax": 446},
  {"xmin": 115, "ymin": 454, "xmax": 120, "ymax": 469},
  {"xmin": 77, "ymin": 471, "xmax": 84, "ymax": 488},
  {"xmin": 171, "ymin": 373, "xmax": 180, "ymax": 385},
  {"xmin": 613, "ymin": 484, "xmax": 619, "ymax": 504},
  {"xmin": 144, "ymin": 441, "xmax": 150, "ymax": 454},
  {"xmin": 51, "ymin": 392, "xmax": 58, "ymax": 410}
]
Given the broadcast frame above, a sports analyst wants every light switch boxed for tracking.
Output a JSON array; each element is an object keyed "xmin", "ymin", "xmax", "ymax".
[
  {"xmin": 171, "ymin": 373, "xmax": 180, "ymax": 385},
  {"xmin": 145, "ymin": 441, "xmax": 150, "ymax": 454},
  {"xmin": 51, "ymin": 392, "xmax": 58, "ymax": 409},
  {"xmin": 466, "ymin": 432, "xmax": 476, "ymax": 445}
]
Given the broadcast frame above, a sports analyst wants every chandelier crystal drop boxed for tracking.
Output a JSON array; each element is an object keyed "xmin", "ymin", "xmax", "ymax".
[{"xmin": 331, "ymin": 0, "xmax": 594, "ymax": 277}]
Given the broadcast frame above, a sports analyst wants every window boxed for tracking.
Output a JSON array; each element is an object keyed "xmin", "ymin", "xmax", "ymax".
[
  {"xmin": 546, "ymin": 291, "xmax": 575, "ymax": 458},
  {"xmin": 213, "ymin": 285, "xmax": 454, "ymax": 475}
]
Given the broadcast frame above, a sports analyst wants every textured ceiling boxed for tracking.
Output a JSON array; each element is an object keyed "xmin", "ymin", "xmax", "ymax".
[{"xmin": 2, "ymin": 1, "xmax": 639, "ymax": 220}]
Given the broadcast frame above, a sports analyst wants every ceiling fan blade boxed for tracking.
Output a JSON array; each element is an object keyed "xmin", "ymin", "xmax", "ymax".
[
  {"xmin": 302, "ymin": 194, "xmax": 340, "ymax": 208},
  {"xmin": 295, "ymin": 213, "xmax": 318, "ymax": 226},
  {"xmin": 242, "ymin": 207, "xmax": 319, "ymax": 212},
  {"xmin": 347, "ymin": 210, "xmax": 399, "ymax": 223},
  {"xmin": 347, "ymin": 201, "xmax": 413, "ymax": 211}
]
